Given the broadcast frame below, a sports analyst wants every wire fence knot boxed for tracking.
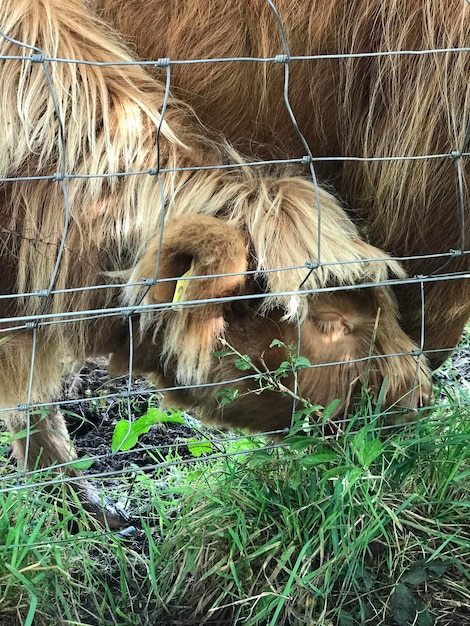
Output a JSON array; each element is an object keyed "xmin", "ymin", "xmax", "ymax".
[
  {"xmin": 305, "ymin": 261, "xmax": 320, "ymax": 271},
  {"xmin": 449, "ymin": 248, "xmax": 463, "ymax": 257},
  {"xmin": 155, "ymin": 57, "xmax": 170, "ymax": 68},
  {"xmin": 141, "ymin": 277, "xmax": 156, "ymax": 287},
  {"xmin": 29, "ymin": 52, "xmax": 45, "ymax": 63},
  {"xmin": 274, "ymin": 54, "xmax": 289, "ymax": 64}
]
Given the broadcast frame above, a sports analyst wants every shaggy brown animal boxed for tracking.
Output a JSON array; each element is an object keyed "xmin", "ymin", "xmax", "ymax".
[
  {"xmin": 95, "ymin": 0, "xmax": 470, "ymax": 369},
  {"xmin": 110, "ymin": 214, "xmax": 430, "ymax": 435},
  {"xmin": 0, "ymin": 0, "xmax": 430, "ymax": 524}
]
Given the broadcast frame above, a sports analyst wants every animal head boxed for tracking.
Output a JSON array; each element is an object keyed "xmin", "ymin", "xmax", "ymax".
[
  {"xmin": 109, "ymin": 215, "xmax": 431, "ymax": 432},
  {"xmin": 286, "ymin": 289, "xmax": 431, "ymax": 421}
]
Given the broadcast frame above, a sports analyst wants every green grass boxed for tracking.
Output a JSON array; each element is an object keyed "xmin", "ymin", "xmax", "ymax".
[
  {"xmin": 146, "ymin": 408, "xmax": 470, "ymax": 625},
  {"xmin": 0, "ymin": 363, "xmax": 469, "ymax": 625}
]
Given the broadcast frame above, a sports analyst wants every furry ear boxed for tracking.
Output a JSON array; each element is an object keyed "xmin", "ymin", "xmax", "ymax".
[
  {"xmin": 305, "ymin": 289, "xmax": 432, "ymax": 414},
  {"xmin": 114, "ymin": 215, "xmax": 250, "ymax": 385},
  {"xmin": 130, "ymin": 214, "xmax": 249, "ymax": 305},
  {"xmin": 309, "ymin": 292, "xmax": 364, "ymax": 342},
  {"xmin": 311, "ymin": 307, "xmax": 354, "ymax": 338}
]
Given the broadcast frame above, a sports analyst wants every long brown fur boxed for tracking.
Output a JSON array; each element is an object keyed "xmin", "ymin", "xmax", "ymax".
[
  {"xmin": 95, "ymin": 0, "xmax": 470, "ymax": 368},
  {"xmin": 0, "ymin": 0, "xmax": 430, "ymax": 522}
]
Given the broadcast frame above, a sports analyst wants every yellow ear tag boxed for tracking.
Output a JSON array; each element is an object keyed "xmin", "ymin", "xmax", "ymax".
[{"xmin": 172, "ymin": 268, "xmax": 192, "ymax": 309}]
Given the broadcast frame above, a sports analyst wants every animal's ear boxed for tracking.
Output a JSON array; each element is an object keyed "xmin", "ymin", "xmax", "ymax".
[
  {"xmin": 117, "ymin": 216, "xmax": 250, "ymax": 386},
  {"xmin": 311, "ymin": 307, "xmax": 354, "ymax": 338},
  {"xmin": 131, "ymin": 215, "xmax": 249, "ymax": 305}
]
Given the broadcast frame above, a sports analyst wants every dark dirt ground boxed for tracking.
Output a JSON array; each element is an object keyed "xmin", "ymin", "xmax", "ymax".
[
  {"xmin": 58, "ymin": 360, "xmax": 214, "ymax": 625},
  {"xmin": 63, "ymin": 358, "xmax": 203, "ymax": 474},
  {"xmin": 60, "ymin": 358, "xmax": 216, "ymax": 538}
]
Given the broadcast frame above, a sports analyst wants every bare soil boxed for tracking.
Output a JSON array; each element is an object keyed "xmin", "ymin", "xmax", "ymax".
[{"xmin": 64, "ymin": 359, "xmax": 201, "ymax": 475}]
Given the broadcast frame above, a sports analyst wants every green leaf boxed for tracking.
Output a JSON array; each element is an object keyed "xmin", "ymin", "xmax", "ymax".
[
  {"xmin": 148, "ymin": 408, "xmax": 186, "ymax": 424},
  {"xmin": 417, "ymin": 610, "xmax": 434, "ymax": 626},
  {"xmin": 276, "ymin": 360, "xmax": 292, "ymax": 375},
  {"xmin": 454, "ymin": 467, "xmax": 470, "ymax": 481},
  {"xmin": 391, "ymin": 592, "xmax": 434, "ymax": 626},
  {"xmin": 402, "ymin": 559, "xmax": 449, "ymax": 586},
  {"xmin": 225, "ymin": 437, "xmax": 260, "ymax": 453},
  {"xmin": 234, "ymin": 355, "xmax": 252, "ymax": 371},
  {"xmin": 112, "ymin": 420, "xmax": 139, "ymax": 453},
  {"xmin": 296, "ymin": 404, "xmax": 324, "ymax": 419},
  {"xmin": 286, "ymin": 436, "xmax": 317, "ymax": 451},
  {"xmin": 402, "ymin": 562, "xmax": 428, "ymax": 586},
  {"xmin": 269, "ymin": 339, "xmax": 285, "ymax": 349},
  {"xmin": 321, "ymin": 465, "xmax": 352, "ymax": 481},
  {"xmin": 212, "ymin": 350, "xmax": 234, "ymax": 358},
  {"xmin": 215, "ymin": 388, "xmax": 239, "ymax": 405},
  {"xmin": 390, "ymin": 583, "xmax": 419, "ymax": 626},
  {"xmin": 374, "ymin": 377, "xmax": 388, "ymax": 411},
  {"xmin": 247, "ymin": 450, "xmax": 275, "ymax": 467},
  {"xmin": 426, "ymin": 560, "xmax": 449, "ymax": 578},
  {"xmin": 111, "ymin": 408, "xmax": 184, "ymax": 452},
  {"xmin": 187, "ymin": 438, "xmax": 213, "ymax": 457},
  {"xmin": 321, "ymin": 399, "xmax": 341, "ymax": 423},
  {"xmin": 344, "ymin": 466, "xmax": 363, "ymax": 491},
  {"xmin": 358, "ymin": 438, "xmax": 383, "ymax": 468},
  {"xmin": 302, "ymin": 450, "xmax": 337, "ymax": 468},
  {"xmin": 292, "ymin": 356, "xmax": 311, "ymax": 370}
]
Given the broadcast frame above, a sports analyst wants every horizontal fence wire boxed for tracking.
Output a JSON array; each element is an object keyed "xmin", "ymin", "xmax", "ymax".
[{"xmin": 0, "ymin": 0, "xmax": 468, "ymax": 503}]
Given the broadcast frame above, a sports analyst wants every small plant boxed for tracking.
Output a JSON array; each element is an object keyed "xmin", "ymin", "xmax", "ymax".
[
  {"xmin": 214, "ymin": 338, "xmax": 342, "ymax": 433},
  {"xmin": 111, "ymin": 402, "xmax": 221, "ymax": 461},
  {"xmin": 112, "ymin": 406, "xmax": 187, "ymax": 453}
]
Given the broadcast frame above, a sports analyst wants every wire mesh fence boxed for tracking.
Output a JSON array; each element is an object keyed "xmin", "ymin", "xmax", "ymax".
[{"xmin": 0, "ymin": 0, "xmax": 468, "ymax": 520}]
